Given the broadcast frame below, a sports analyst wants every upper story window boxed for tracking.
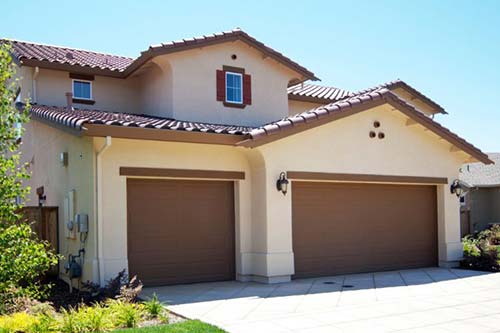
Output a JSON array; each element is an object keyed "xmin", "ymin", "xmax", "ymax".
[
  {"xmin": 225, "ymin": 72, "xmax": 242, "ymax": 104},
  {"xmin": 216, "ymin": 66, "xmax": 251, "ymax": 108},
  {"xmin": 72, "ymin": 80, "xmax": 92, "ymax": 100}
]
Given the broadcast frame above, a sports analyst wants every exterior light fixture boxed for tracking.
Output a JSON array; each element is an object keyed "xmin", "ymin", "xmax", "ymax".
[
  {"xmin": 276, "ymin": 172, "xmax": 289, "ymax": 195},
  {"xmin": 450, "ymin": 179, "xmax": 468, "ymax": 197}
]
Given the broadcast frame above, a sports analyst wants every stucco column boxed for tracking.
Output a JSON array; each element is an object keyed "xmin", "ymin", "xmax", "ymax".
[
  {"xmin": 240, "ymin": 150, "xmax": 294, "ymax": 283},
  {"xmin": 437, "ymin": 183, "xmax": 463, "ymax": 266}
]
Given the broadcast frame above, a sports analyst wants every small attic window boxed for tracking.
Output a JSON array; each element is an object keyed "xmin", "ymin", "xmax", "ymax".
[
  {"xmin": 225, "ymin": 72, "xmax": 243, "ymax": 104},
  {"xmin": 72, "ymin": 80, "xmax": 92, "ymax": 100}
]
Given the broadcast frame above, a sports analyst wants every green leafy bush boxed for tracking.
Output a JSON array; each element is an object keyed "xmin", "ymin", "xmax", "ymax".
[
  {"xmin": 0, "ymin": 312, "xmax": 38, "ymax": 333},
  {"xmin": 143, "ymin": 294, "xmax": 163, "ymax": 318},
  {"xmin": 75, "ymin": 303, "xmax": 113, "ymax": 333},
  {"xmin": 462, "ymin": 224, "xmax": 500, "ymax": 271},
  {"xmin": 107, "ymin": 300, "xmax": 145, "ymax": 328},
  {"xmin": 59, "ymin": 308, "xmax": 79, "ymax": 333},
  {"xmin": 0, "ymin": 223, "xmax": 59, "ymax": 304}
]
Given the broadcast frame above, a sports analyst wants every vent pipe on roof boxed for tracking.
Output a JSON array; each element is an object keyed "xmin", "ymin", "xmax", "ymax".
[{"xmin": 65, "ymin": 92, "xmax": 73, "ymax": 110}]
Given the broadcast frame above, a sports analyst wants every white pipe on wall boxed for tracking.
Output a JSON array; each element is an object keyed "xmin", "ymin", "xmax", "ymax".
[
  {"xmin": 95, "ymin": 136, "xmax": 112, "ymax": 286},
  {"xmin": 32, "ymin": 66, "xmax": 39, "ymax": 103}
]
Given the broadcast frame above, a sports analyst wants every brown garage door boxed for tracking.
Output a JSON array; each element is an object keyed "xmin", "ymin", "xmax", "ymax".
[
  {"xmin": 292, "ymin": 182, "xmax": 438, "ymax": 278},
  {"xmin": 127, "ymin": 178, "xmax": 235, "ymax": 286}
]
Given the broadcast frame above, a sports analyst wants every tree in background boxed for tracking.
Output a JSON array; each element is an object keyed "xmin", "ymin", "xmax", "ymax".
[{"xmin": 0, "ymin": 42, "xmax": 30, "ymax": 225}]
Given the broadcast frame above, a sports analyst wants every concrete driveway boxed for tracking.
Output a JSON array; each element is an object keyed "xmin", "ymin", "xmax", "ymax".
[{"xmin": 142, "ymin": 268, "xmax": 500, "ymax": 332}]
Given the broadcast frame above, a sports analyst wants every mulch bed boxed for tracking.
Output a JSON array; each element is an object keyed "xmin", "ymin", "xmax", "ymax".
[{"xmin": 42, "ymin": 277, "xmax": 100, "ymax": 310}]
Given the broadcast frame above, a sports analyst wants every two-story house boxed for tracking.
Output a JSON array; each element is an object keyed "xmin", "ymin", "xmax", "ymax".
[{"xmin": 5, "ymin": 29, "xmax": 492, "ymax": 287}]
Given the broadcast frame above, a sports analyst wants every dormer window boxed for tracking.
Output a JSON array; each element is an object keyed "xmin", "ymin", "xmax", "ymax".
[
  {"xmin": 216, "ymin": 66, "xmax": 251, "ymax": 108},
  {"xmin": 225, "ymin": 72, "xmax": 242, "ymax": 104},
  {"xmin": 72, "ymin": 80, "xmax": 92, "ymax": 100}
]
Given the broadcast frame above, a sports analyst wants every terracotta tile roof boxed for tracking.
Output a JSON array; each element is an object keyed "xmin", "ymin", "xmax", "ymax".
[
  {"xmin": 134, "ymin": 28, "xmax": 318, "ymax": 80},
  {"xmin": 3, "ymin": 28, "xmax": 317, "ymax": 81},
  {"xmin": 460, "ymin": 153, "xmax": 500, "ymax": 187},
  {"xmin": 354, "ymin": 79, "xmax": 446, "ymax": 114},
  {"xmin": 287, "ymin": 79, "xmax": 446, "ymax": 114},
  {"xmin": 244, "ymin": 88, "xmax": 492, "ymax": 164},
  {"xmin": 5, "ymin": 39, "xmax": 134, "ymax": 73},
  {"xmin": 287, "ymin": 83, "xmax": 353, "ymax": 103},
  {"xmin": 26, "ymin": 104, "xmax": 253, "ymax": 135}
]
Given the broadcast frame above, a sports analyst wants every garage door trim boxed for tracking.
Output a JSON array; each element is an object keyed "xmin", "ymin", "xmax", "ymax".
[
  {"xmin": 287, "ymin": 171, "xmax": 447, "ymax": 185},
  {"xmin": 120, "ymin": 167, "xmax": 245, "ymax": 180}
]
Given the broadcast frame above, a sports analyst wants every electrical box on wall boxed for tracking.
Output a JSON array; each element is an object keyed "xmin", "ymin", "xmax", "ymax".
[{"xmin": 76, "ymin": 213, "xmax": 88, "ymax": 233}]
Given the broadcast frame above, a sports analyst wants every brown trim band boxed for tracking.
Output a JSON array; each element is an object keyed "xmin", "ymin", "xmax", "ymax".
[
  {"xmin": 223, "ymin": 65, "xmax": 245, "ymax": 74},
  {"xmin": 72, "ymin": 98, "xmax": 95, "ymax": 105},
  {"xmin": 120, "ymin": 167, "xmax": 245, "ymax": 180},
  {"xmin": 83, "ymin": 124, "xmax": 246, "ymax": 146},
  {"xmin": 69, "ymin": 73, "xmax": 95, "ymax": 81},
  {"xmin": 287, "ymin": 171, "xmax": 448, "ymax": 185},
  {"xmin": 223, "ymin": 102, "xmax": 246, "ymax": 109}
]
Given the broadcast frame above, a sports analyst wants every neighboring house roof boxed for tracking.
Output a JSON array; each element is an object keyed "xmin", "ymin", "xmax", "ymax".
[
  {"xmin": 22, "ymin": 85, "xmax": 492, "ymax": 164},
  {"xmin": 460, "ymin": 153, "xmax": 500, "ymax": 187},
  {"xmin": 288, "ymin": 79, "xmax": 446, "ymax": 114},
  {"xmin": 3, "ymin": 28, "xmax": 318, "ymax": 81},
  {"xmin": 287, "ymin": 83, "xmax": 353, "ymax": 103}
]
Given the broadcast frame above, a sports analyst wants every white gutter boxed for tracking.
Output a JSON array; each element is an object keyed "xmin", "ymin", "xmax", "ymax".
[
  {"xmin": 32, "ymin": 66, "xmax": 39, "ymax": 103},
  {"xmin": 95, "ymin": 136, "xmax": 112, "ymax": 286}
]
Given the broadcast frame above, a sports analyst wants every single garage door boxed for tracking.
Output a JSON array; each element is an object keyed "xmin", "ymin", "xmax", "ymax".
[
  {"xmin": 127, "ymin": 178, "xmax": 235, "ymax": 286},
  {"xmin": 292, "ymin": 182, "xmax": 438, "ymax": 278}
]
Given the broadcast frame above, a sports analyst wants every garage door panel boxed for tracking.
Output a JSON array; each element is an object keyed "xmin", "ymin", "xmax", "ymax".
[
  {"xmin": 127, "ymin": 178, "xmax": 235, "ymax": 286},
  {"xmin": 292, "ymin": 182, "xmax": 438, "ymax": 278}
]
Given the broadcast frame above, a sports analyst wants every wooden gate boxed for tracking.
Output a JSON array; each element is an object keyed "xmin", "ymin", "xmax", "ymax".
[{"xmin": 20, "ymin": 207, "xmax": 59, "ymax": 275}]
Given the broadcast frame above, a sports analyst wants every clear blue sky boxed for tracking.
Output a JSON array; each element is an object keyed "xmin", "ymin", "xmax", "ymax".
[{"xmin": 2, "ymin": 0, "xmax": 499, "ymax": 152}]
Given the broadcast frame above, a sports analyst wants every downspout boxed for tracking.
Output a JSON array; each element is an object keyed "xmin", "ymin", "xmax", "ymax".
[
  {"xmin": 95, "ymin": 136, "xmax": 112, "ymax": 286},
  {"xmin": 32, "ymin": 66, "xmax": 39, "ymax": 103}
]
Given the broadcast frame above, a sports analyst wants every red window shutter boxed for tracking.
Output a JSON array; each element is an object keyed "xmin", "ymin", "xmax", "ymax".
[
  {"xmin": 243, "ymin": 74, "xmax": 252, "ymax": 105},
  {"xmin": 216, "ymin": 70, "xmax": 225, "ymax": 101}
]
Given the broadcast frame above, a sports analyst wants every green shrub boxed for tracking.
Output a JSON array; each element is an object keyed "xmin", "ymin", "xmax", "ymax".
[
  {"xmin": 143, "ymin": 294, "xmax": 164, "ymax": 318},
  {"xmin": 75, "ymin": 303, "xmax": 113, "ymax": 332},
  {"xmin": 59, "ymin": 308, "xmax": 80, "ymax": 333},
  {"xmin": 0, "ymin": 223, "xmax": 59, "ymax": 304},
  {"xmin": 462, "ymin": 224, "xmax": 500, "ymax": 271},
  {"xmin": 29, "ymin": 313, "xmax": 58, "ymax": 333},
  {"xmin": 0, "ymin": 312, "xmax": 38, "ymax": 333},
  {"xmin": 107, "ymin": 300, "xmax": 144, "ymax": 328}
]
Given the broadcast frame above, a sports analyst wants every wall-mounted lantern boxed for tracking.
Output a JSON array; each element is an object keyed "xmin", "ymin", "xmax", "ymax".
[
  {"xmin": 36, "ymin": 186, "xmax": 46, "ymax": 207},
  {"xmin": 450, "ymin": 179, "xmax": 469, "ymax": 197},
  {"xmin": 276, "ymin": 172, "xmax": 289, "ymax": 195}
]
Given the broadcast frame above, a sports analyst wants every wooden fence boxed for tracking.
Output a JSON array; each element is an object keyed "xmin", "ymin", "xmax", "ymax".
[{"xmin": 20, "ymin": 206, "xmax": 59, "ymax": 275}]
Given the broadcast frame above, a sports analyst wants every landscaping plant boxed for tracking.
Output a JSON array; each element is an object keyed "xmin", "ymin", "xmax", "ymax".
[
  {"xmin": 462, "ymin": 224, "xmax": 500, "ymax": 272},
  {"xmin": 0, "ymin": 42, "xmax": 59, "ymax": 312}
]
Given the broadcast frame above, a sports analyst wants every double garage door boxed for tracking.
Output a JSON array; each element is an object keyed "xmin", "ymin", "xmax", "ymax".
[
  {"xmin": 292, "ymin": 182, "xmax": 438, "ymax": 278},
  {"xmin": 127, "ymin": 178, "xmax": 438, "ymax": 285}
]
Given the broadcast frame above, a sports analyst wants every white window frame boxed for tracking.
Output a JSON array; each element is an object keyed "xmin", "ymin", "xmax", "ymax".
[
  {"xmin": 72, "ymin": 79, "xmax": 93, "ymax": 100},
  {"xmin": 225, "ymin": 72, "xmax": 243, "ymax": 104}
]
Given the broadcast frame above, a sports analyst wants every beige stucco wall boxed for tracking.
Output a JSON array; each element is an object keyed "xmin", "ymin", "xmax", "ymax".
[
  {"xmin": 21, "ymin": 120, "xmax": 95, "ymax": 284},
  {"xmin": 143, "ymin": 41, "xmax": 300, "ymax": 126},
  {"xmin": 34, "ymin": 68, "xmax": 141, "ymax": 113},
  {"xmin": 97, "ymin": 138, "xmax": 253, "ymax": 283},
  {"xmin": 21, "ymin": 102, "xmax": 471, "ymax": 284},
  {"xmin": 247, "ymin": 103, "xmax": 467, "ymax": 280},
  {"xmin": 288, "ymin": 99, "xmax": 323, "ymax": 116}
]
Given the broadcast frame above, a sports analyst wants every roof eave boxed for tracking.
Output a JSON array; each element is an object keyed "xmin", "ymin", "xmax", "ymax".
[{"xmin": 240, "ymin": 91, "xmax": 492, "ymax": 165}]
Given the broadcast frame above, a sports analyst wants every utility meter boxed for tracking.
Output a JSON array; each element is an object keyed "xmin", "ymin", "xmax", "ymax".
[{"xmin": 75, "ymin": 213, "xmax": 88, "ymax": 233}]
